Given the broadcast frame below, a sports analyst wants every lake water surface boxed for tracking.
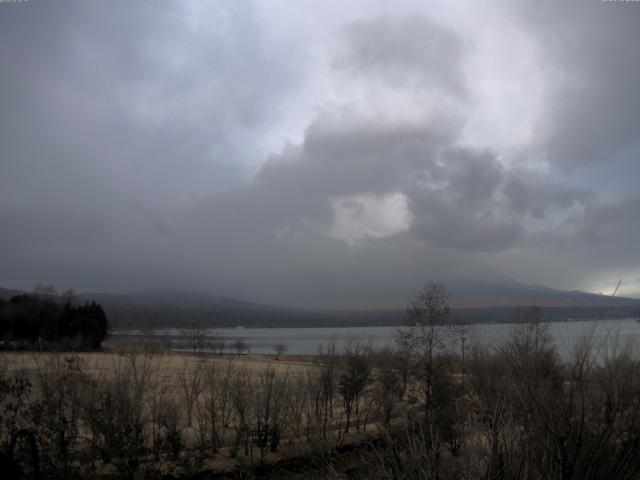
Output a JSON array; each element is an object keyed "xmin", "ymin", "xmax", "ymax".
[{"xmin": 108, "ymin": 318, "xmax": 640, "ymax": 357}]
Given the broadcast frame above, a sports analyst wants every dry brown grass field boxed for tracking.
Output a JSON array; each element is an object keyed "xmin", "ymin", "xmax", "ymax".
[
  {"xmin": 0, "ymin": 350, "xmax": 313, "ymax": 379},
  {"xmin": 4, "ymin": 317, "xmax": 640, "ymax": 479}
]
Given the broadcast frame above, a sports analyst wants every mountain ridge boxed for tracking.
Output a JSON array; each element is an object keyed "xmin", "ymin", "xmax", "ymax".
[{"xmin": 1, "ymin": 283, "xmax": 638, "ymax": 328}]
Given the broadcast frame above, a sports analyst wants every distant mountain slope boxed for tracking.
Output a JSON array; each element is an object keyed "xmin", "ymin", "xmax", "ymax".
[
  {"xmin": 445, "ymin": 280, "xmax": 639, "ymax": 308},
  {"xmin": 2, "ymin": 284, "xmax": 638, "ymax": 328},
  {"xmin": 77, "ymin": 289, "xmax": 309, "ymax": 328},
  {"xmin": 76, "ymin": 285, "xmax": 640, "ymax": 328},
  {"xmin": 0, "ymin": 287, "xmax": 28, "ymax": 299},
  {"xmin": 78, "ymin": 289, "xmax": 273, "ymax": 312}
]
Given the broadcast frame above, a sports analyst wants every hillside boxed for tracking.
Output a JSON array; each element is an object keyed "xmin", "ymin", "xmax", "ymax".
[{"xmin": 2, "ymin": 284, "xmax": 638, "ymax": 328}]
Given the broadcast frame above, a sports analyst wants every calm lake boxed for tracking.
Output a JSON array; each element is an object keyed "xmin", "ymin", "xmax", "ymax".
[{"xmin": 108, "ymin": 317, "xmax": 640, "ymax": 357}]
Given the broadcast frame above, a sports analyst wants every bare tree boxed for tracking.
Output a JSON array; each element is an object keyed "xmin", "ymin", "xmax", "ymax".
[
  {"xmin": 196, "ymin": 357, "xmax": 236, "ymax": 452},
  {"xmin": 149, "ymin": 383, "xmax": 182, "ymax": 461},
  {"xmin": 395, "ymin": 282, "xmax": 458, "ymax": 360},
  {"xmin": 286, "ymin": 372, "xmax": 309, "ymax": 440},
  {"xmin": 389, "ymin": 283, "xmax": 463, "ymax": 471},
  {"xmin": 252, "ymin": 366, "xmax": 292, "ymax": 457},
  {"xmin": 210, "ymin": 329, "xmax": 226, "ymax": 355},
  {"xmin": 229, "ymin": 366, "xmax": 253, "ymax": 458},
  {"xmin": 372, "ymin": 348, "xmax": 405, "ymax": 427},
  {"xmin": 81, "ymin": 352, "xmax": 156, "ymax": 480},
  {"xmin": 31, "ymin": 354, "xmax": 92, "ymax": 476},
  {"xmin": 233, "ymin": 337, "xmax": 248, "ymax": 356},
  {"xmin": 394, "ymin": 284, "xmax": 462, "ymax": 410},
  {"xmin": 273, "ymin": 343, "xmax": 288, "ymax": 360},
  {"xmin": 316, "ymin": 344, "xmax": 339, "ymax": 436},
  {"xmin": 178, "ymin": 358, "xmax": 206, "ymax": 428},
  {"xmin": 338, "ymin": 343, "xmax": 371, "ymax": 433},
  {"xmin": 183, "ymin": 321, "xmax": 207, "ymax": 353}
]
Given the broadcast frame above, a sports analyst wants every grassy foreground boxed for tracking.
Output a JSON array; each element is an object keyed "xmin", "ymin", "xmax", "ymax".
[{"xmin": 4, "ymin": 318, "xmax": 640, "ymax": 480}]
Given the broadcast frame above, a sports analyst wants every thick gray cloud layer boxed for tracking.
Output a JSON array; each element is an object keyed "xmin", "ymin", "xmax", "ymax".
[
  {"xmin": 508, "ymin": 0, "xmax": 640, "ymax": 169},
  {"xmin": 1, "ymin": 0, "xmax": 639, "ymax": 305},
  {"xmin": 336, "ymin": 14, "xmax": 467, "ymax": 96}
]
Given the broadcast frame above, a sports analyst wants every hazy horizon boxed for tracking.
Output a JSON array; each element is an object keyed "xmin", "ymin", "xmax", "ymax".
[{"xmin": 2, "ymin": 1, "xmax": 640, "ymax": 308}]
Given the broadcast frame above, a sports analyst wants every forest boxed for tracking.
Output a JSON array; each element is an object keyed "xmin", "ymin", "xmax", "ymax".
[{"xmin": 0, "ymin": 286, "xmax": 109, "ymax": 351}]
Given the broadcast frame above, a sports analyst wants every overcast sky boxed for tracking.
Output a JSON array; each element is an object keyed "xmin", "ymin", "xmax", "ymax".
[{"xmin": 1, "ymin": 0, "xmax": 639, "ymax": 307}]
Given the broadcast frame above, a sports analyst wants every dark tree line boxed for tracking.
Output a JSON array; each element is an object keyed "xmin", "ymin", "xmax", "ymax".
[{"xmin": 0, "ymin": 286, "xmax": 108, "ymax": 350}]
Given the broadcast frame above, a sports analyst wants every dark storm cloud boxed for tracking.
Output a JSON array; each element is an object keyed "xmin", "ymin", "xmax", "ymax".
[
  {"xmin": 550, "ymin": 198, "xmax": 640, "ymax": 263},
  {"xmin": 258, "ymin": 113, "xmax": 454, "ymax": 198},
  {"xmin": 179, "ymin": 111, "xmax": 588, "ymax": 295},
  {"xmin": 502, "ymin": 170, "xmax": 593, "ymax": 219},
  {"xmin": 1, "ymin": 1, "xmax": 639, "ymax": 302},
  {"xmin": 405, "ymin": 148, "xmax": 520, "ymax": 252},
  {"xmin": 0, "ymin": 0, "xmax": 299, "ymax": 291},
  {"xmin": 0, "ymin": 0, "xmax": 293, "ymax": 207}
]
